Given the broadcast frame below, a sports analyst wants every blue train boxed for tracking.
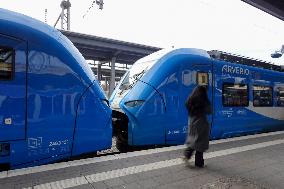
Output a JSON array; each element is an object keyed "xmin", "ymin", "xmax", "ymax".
[
  {"xmin": 110, "ymin": 48, "xmax": 284, "ymax": 148},
  {"xmin": 0, "ymin": 8, "xmax": 112, "ymax": 169}
]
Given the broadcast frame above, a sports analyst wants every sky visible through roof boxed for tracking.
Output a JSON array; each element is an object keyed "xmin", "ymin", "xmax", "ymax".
[{"xmin": 1, "ymin": 0, "xmax": 284, "ymax": 65}]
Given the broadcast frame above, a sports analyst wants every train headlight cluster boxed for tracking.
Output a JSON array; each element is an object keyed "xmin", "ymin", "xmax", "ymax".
[{"xmin": 124, "ymin": 100, "xmax": 144, "ymax": 107}]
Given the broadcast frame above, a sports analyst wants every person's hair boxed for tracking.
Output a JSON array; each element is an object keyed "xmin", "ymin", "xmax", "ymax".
[{"xmin": 186, "ymin": 85, "xmax": 210, "ymax": 116}]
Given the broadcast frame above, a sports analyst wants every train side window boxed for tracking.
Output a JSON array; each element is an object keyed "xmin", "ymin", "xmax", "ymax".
[
  {"xmin": 276, "ymin": 87, "xmax": 284, "ymax": 106},
  {"xmin": 253, "ymin": 85, "xmax": 273, "ymax": 107},
  {"xmin": 222, "ymin": 83, "xmax": 248, "ymax": 107},
  {"xmin": 197, "ymin": 72, "xmax": 208, "ymax": 86},
  {"xmin": 0, "ymin": 47, "xmax": 14, "ymax": 80},
  {"xmin": 182, "ymin": 70, "xmax": 191, "ymax": 86}
]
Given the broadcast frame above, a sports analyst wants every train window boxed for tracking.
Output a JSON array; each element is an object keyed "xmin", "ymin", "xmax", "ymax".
[
  {"xmin": 182, "ymin": 70, "xmax": 191, "ymax": 86},
  {"xmin": 0, "ymin": 47, "xmax": 14, "ymax": 80},
  {"xmin": 197, "ymin": 72, "xmax": 208, "ymax": 86},
  {"xmin": 276, "ymin": 87, "xmax": 284, "ymax": 106},
  {"xmin": 222, "ymin": 83, "xmax": 248, "ymax": 107},
  {"xmin": 253, "ymin": 86, "xmax": 273, "ymax": 107}
]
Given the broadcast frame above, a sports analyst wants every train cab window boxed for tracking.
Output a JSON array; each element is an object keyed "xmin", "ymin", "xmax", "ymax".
[
  {"xmin": 197, "ymin": 72, "xmax": 208, "ymax": 87},
  {"xmin": 253, "ymin": 86, "xmax": 272, "ymax": 107},
  {"xmin": 276, "ymin": 87, "xmax": 284, "ymax": 106},
  {"xmin": 0, "ymin": 47, "xmax": 14, "ymax": 80},
  {"xmin": 222, "ymin": 83, "xmax": 248, "ymax": 107}
]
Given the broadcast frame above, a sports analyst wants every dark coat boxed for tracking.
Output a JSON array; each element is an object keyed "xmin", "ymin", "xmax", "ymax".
[{"xmin": 185, "ymin": 103, "xmax": 211, "ymax": 152}]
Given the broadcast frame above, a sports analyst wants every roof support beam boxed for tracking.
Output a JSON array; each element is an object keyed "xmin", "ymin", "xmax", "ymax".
[
  {"xmin": 61, "ymin": 30, "xmax": 161, "ymax": 65},
  {"xmin": 242, "ymin": 0, "xmax": 284, "ymax": 21}
]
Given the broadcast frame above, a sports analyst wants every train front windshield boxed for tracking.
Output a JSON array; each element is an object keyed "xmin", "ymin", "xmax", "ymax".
[
  {"xmin": 119, "ymin": 59, "xmax": 157, "ymax": 91},
  {"xmin": 110, "ymin": 59, "xmax": 157, "ymax": 111}
]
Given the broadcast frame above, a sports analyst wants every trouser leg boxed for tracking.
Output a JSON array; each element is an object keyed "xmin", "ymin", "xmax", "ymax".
[
  {"xmin": 195, "ymin": 151, "xmax": 204, "ymax": 167},
  {"xmin": 184, "ymin": 147, "xmax": 194, "ymax": 159}
]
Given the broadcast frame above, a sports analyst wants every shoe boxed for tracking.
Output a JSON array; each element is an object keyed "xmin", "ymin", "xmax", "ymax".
[
  {"xmin": 182, "ymin": 156, "xmax": 189, "ymax": 162},
  {"xmin": 195, "ymin": 159, "xmax": 204, "ymax": 168},
  {"xmin": 195, "ymin": 163, "xmax": 205, "ymax": 168},
  {"xmin": 182, "ymin": 157, "xmax": 192, "ymax": 167}
]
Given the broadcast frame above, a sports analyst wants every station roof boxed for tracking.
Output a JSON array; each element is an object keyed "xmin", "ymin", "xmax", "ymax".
[
  {"xmin": 242, "ymin": 0, "xmax": 284, "ymax": 21},
  {"xmin": 61, "ymin": 30, "xmax": 161, "ymax": 65},
  {"xmin": 62, "ymin": 1, "xmax": 284, "ymax": 80},
  {"xmin": 62, "ymin": 1, "xmax": 284, "ymax": 67}
]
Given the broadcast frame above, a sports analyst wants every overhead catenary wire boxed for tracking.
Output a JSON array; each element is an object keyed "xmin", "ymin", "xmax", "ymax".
[
  {"xmin": 83, "ymin": 1, "xmax": 96, "ymax": 18},
  {"xmin": 83, "ymin": 0, "xmax": 104, "ymax": 19}
]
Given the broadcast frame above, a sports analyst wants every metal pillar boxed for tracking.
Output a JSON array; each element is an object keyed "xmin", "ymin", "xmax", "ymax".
[
  {"xmin": 54, "ymin": 0, "xmax": 71, "ymax": 30},
  {"xmin": 97, "ymin": 61, "xmax": 102, "ymax": 83},
  {"xmin": 60, "ymin": 7, "xmax": 65, "ymax": 29},
  {"xmin": 66, "ymin": 2, "xmax": 71, "ymax": 30},
  {"xmin": 109, "ymin": 57, "xmax": 116, "ymax": 96},
  {"xmin": 105, "ymin": 77, "xmax": 107, "ymax": 87},
  {"xmin": 104, "ymin": 77, "xmax": 108, "ymax": 92}
]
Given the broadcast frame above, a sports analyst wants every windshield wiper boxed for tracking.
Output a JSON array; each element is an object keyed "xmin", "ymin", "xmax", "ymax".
[
  {"xmin": 119, "ymin": 83, "xmax": 130, "ymax": 94},
  {"xmin": 133, "ymin": 69, "xmax": 146, "ymax": 81},
  {"xmin": 119, "ymin": 70, "xmax": 146, "ymax": 94}
]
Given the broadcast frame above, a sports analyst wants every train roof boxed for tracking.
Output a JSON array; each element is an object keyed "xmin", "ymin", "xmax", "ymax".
[
  {"xmin": 208, "ymin": 50, "xmax": 284, "ymax": 72},
  {"xmin": 138, "ymin": 48, "xmax": 284, "ymax": 73},
  {"xmin": 0, "ymin": 8, "xmax": 62, "ymax": 43},
  {"xmin": 0, "ymin": 8, "xmax": 96, "ymax": 85},
  {"xmin": 136, "ymin": 48, "xmax": 210, "ymax": 64},
  {"xmin": 0, "ymin": 8, "xmax": 84, "ymax": 65}
]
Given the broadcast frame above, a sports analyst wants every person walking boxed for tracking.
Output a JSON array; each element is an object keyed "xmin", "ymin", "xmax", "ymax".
[{"xmin": 184, "ymin": 85, "xmax": 211, "ymax": 167}]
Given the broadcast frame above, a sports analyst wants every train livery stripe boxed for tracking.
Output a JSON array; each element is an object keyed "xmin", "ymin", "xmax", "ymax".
[
  {"xmin": 0, "ymin": 130, "xmax": 283, "ymax": 179},
  {"xmin": 22, "ymin": 138, "xmax": 284, "ymax": 189},
  {"xmin": 246, "ymin": 102, "xmax": 284, "ymax": 121}
]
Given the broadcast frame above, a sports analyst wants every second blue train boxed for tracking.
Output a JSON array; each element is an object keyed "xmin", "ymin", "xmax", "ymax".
[{"xmin": 110, "ymin": 48, "xmax": 284, "ymax": 147}]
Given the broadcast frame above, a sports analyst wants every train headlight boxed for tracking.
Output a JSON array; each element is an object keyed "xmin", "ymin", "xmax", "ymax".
[
  {"xmin": 124, "ymin": 100, "xmax": 144, "ymax": 107},
  {"xmin": 101, "ymin": 99, "xmax": 110, "ymax": 107}
]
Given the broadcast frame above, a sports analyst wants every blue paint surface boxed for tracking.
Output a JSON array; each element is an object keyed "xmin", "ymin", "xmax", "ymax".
[
  {"xmin": 111, "ymin": 48, "xmax": 284, "ymax": 146},
  {"xmin": 0, "ymin": 8, "xmax": 111, "ymax": 169}
]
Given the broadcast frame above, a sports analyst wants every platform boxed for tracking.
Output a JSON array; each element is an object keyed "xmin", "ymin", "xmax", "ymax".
[{"xmin": 0, "ymin": 131, "xmax": 284, "ymax": 189}]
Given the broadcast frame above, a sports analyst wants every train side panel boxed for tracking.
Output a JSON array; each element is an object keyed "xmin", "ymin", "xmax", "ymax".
[
  {"xmin": 212, "ymin": 60, "xmax": 254, "ymax": 139},
  {"xmin": 247, "ymin": 69, "xmax": 284, "ymax": 131},
  {"xmin": 211, "ymin": 60, "xmax": 284, "ymax": 139}
]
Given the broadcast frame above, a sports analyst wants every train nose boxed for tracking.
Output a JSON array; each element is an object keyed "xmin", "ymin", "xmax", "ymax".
[{"xmin": 71, "ymin": 84, "xmax": 113, "ymax": 156}]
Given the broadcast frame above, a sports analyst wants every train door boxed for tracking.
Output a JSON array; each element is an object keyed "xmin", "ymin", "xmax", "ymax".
[
  {"xmin": 179, "ymin": 62, "xmax": 213, "ymax": 142},
  {"xmin": 165, "ymin": 59, "xmax": 213, "ymax": 144},
  {"xmin": 0, "ymin": 34, "xmax": 26, "ymax": 142}
]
